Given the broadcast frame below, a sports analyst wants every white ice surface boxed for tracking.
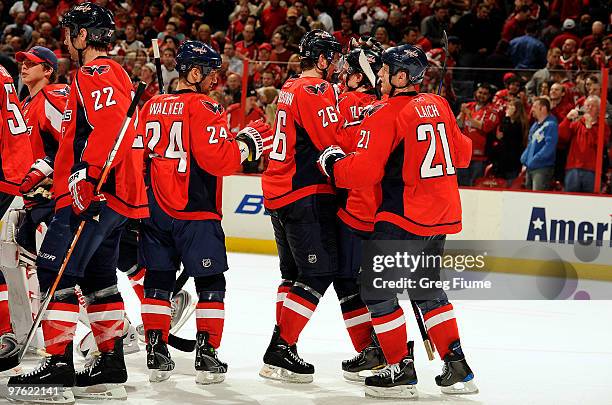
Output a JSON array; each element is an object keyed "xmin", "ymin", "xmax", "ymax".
[{"xmin": 15, "ymin": 252, "xmax": 612, "ymax": 405}]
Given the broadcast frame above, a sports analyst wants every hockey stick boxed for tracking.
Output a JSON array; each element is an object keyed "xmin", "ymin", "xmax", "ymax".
[
  {"xmin": 410, "ymin": 300, "xmax": 435, "ymax": 360},
  {"xmin": 18, "ymin": 82, "xmax": 147, "ymax": 361},
  {"xmin": 436, "ymin": 30, "xmax": 449, "ymax": 96},
  {"xmin": 152, "ymin": 39, "xmax": 165, "ymax": 95}
]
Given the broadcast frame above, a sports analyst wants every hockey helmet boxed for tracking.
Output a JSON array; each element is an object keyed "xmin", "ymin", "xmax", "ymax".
[
  {"xmin": 381, "ymin": 44, "xmax": 428, "ymax": 85},
  {"xmin": 345, "ymin": 47, "xmax": 383, "ymax": 87},
  {"xmin": 60, "ymin": 2, "xmax": 115, "ymax": 47},
  {"xmin": 176, "ymin": 40, "xmax": 222, "ymax": 77},
  {"xmin": 299, "ymin": 29, "xmax": 342, "ymax": 63}
]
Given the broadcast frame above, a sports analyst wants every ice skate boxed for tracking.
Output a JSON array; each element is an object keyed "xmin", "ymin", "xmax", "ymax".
[
  {"xmin": 0, "ymin": 333, "xmax": 21, "ymax": 378},
  {"xmin": 146, "ymin": 329, "xmax": 174, "ymax": 383},
  {"xmin": 194, "ymin": 331, "xmax": 227, "ymax": 385},
  {"xmin": 342, "ymin": 332, "xmax": 386, "ymax": 382},
  {"xmin": 260, "ymin": 326, "xmax": 314, "ymax": 383},
  {"xmin": 7, "ymin": 343, "xmax": 75, "ymax": 404},
  {"xmin": 78, "ymin": 315, "xmax": 139, "ymax": 358},
  {"xmin": 364, "ymin": 342, "xmax": 418, "ymax": 399},
  {"xmin": 72, "ymin": 338, "xmax": 127, "ymax": 400},
  {"xmin": 436, "ymin": 340, "xmax": 478, "ymax": 395}
]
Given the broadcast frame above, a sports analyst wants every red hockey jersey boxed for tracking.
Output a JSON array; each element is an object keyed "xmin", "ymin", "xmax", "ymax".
[
  {"xmin": 54, "ymin": 57, "xmax": 148, "ymax": 218},
  {"xmin": 334, "ymin": 92, "xmax": 472, "ymax": 236},
  {"xmin": 0, "ymin": 66, "xmax": 33, "ymax": 195},
  {"xmin": 337, "ymin": 90, "xmax": 379, "ymax": 232},
  {"xmin": 21, "ymin": 84, "xmax": 69, "ymax": 162},
  {"xmin": 140, "ymin": 90, "xmax": 243, "ymax": 220},
  {"xmin": 262, "ymin": 76, "xmax": 349, "ymax": 209}
]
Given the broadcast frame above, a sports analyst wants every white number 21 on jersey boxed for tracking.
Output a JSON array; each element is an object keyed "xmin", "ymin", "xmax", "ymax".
[{"xmin": 417, "ymin": 123, "xmax": 455, "ymax": 179}]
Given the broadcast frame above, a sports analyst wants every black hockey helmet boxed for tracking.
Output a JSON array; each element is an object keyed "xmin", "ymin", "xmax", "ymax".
[
  {"xmin": 299, "ymin": 29, "xmax": 342, "ymax": 63},
  {"xmin": 381, "ymin": 44, "xmax": 428, "ymax": 85},
  {"xmin": 176, "ymin": 40, "xmax": 222, "ymax": 76},
  {"xmin": 60, "ymin": 2, "xmax": 115, "ymax": 47},
  {"xmin": 345, "ymin": 47, "xmax": 383, "ymax": 88}
]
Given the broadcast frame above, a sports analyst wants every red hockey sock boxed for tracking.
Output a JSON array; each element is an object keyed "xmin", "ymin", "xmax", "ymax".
[
  {"xmin": 42, "ymin": 301, "xmax": 79, "ymax": 355},
  {"xmin": 0, "ymin": 284, "xmax": 12, "ymax": 334},
  {"xmin": 87, "ymin": 301, "xmax": 125, "ymax": 352},
  {"xmin": 141, "ymin": 298, "xmax": 171, "ymax": 342},
  {"xmin": 342, "ymin": 306, "xmax": 373, "ymax": 352},
  {"xmin": 196, "ymin": 301, "xmax": 225, "ymax": 349},
  {"xmin": 279, "ymin": 291, "xmax": 319, "ymax": 346},
  {"xmin": 275, "ymin": 282, "xmax": 292, "ymax": 325},
  {"xmin": 128, "ymin": 267, "xmax": 146, "ymax": 303},
  {"xmin": 424, "ymin": 303, "xmax": 459, "ymax": 359},
  {"xmin": 371, "ymin": 307, "xmax": 408, "ymax": 364}
]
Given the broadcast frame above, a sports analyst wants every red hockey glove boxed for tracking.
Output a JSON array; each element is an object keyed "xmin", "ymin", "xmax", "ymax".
[
  {"xmin": 19, "ymin": 157, "xmax": 54, "ymax": 194},
  {"xmin": 68, "ymin": 163, "xmax": 106, "ymax": 221},
  {"xmin": 235, "ymin": 119, "xmax": 274, "ymax": 162}
]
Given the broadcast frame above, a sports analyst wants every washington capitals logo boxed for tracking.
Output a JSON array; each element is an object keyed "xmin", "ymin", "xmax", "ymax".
[
  {"xmin": 403, "ymin": 49, "xmax": 420, "ymax": 58},
  {"xmin": 361, "ymin": 103, "xmax": 386, "ymax": 118},
  {"xmin": 50, "ymin": 87, "xmax": 70, "ymax": 97},
  {"xmin": 201, "ymin": 100, "xmax": 224, "ymax": 115},
  {"xmin": 80, "ymin": 65, "xmax": 111, "ymax": 76},
  {"xmin": 303, "ymin": 82, "xmax": 328, "ymax": 95}
]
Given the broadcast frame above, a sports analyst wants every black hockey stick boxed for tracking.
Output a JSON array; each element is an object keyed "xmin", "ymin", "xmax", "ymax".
[
  {"xmin": 19, "ymin": 82, "xmax": 148, "ymax": 360},
  {"xmin": 152, "ymin": 39, "xmax": 165, "ymax": 95},
  {"xmin": 436, "ymin": 30, "xmax": 449, "ymax": 96},
  {"xmin": 410, "ymin": 300, "xmax": 435, "ymax": 360}
]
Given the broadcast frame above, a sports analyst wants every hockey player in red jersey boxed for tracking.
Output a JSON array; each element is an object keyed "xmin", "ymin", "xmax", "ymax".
[
  {"xmin": 259, "ymin": 29, "xmax": 354, "ymax": 383},
  {"xmin": 318, "ymin": 44, "xmax": 478, "ymax": 398},
  {"xmin": 8, "ymin": 3, "xmax": 148, "ymax": 402},
  {"xmin": 138, "ymin": 40, "xmax": 271, "ymax": 385},
  {"xmin": 0, "ymin": 61, "xmax": 33, "ymax": 377},
  {"xmin": 334, "ymin": 38, "xmax": 388, "ymax": 381}
]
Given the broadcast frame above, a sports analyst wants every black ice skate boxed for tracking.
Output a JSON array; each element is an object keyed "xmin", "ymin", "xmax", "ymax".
[
  {"xmin": 0, "ymin": 332, "xmax": 20, "ymax": 377},
  {"xmin": 436, "ymin": 340, "xmax": 478, "ymax": 394},
  {"xmin": 195, "ymin": 331, "xmax": 227, "ymax": 385},
  {"xmin": 342, "ymin": 332, "xmax": 386, "ymax": 382},
  {"xmin": 147, "ymin": 329, "xmax": 175, "ymax": 383},
  {"xmin": 72, "ymin": 338, "xmax": 128, "ymax": 400},
  {"xmin": 260, "ymin": 326, "xmax": 314, "ymax": 383},
  {"xmin": 364, "ymin": 341, "xmax": 418, "ymax": 399},
  {"xmin": 7, "ymin": 343, "xmax": 75, "ymax": 404}
]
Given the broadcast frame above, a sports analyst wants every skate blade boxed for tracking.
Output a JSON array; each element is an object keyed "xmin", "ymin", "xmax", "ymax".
[
  {"xmin": 149, "ymin": 369, "xmax": 173, "ymax": 383},
  {"xmin": 195, "ymin": 371, "xmax": 225, "ymax": 385},
  {"xmin": 5, "ymin": 388, "xmax": 75, "ymax": 404},
  {"xmin": 365, "ymin": 384, "xmax": 418, "ymax": 399},
  {"xmin": 343, "ymin": 366, "xmax": 385, "ymax": 383},
  {"xmin": 441, "ymin": 378, "xmax": 479, "ymax": 395},
  {"xmin": 259, "ymin": 364, "xmax": 313, "ymax": 384},
  {"xmin": 72, "ymin": 384, "xmax": 127, "ymax": 400},
  {"xmin": 0, "ymin": 365, "xmax": 23, "ymax": 378},
  {"xmin": 170, "ymin": 302, "xmax": 196, "ymax": 334}
]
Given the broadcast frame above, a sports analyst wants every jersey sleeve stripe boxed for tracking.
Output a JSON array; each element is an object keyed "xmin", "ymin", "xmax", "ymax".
[{"xmin": 44, "ymin": 98, "xmax": 64, "ymax": 133}]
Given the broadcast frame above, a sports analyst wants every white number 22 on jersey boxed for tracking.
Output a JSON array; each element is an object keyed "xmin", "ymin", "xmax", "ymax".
[{"xmin": 417, "ymin": 123, "xmax": 455, "ymax": 179}]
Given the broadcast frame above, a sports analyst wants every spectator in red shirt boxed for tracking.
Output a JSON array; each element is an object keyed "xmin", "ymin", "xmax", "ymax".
[
  {"xmin": 579, "ymin": 21, "xmax": 605, "ymax": 56},
  {"xmin": 136, "ymin": 62, "xmax": 159, "ymax": 107},
  {"xmin": 550, "ymin": 19, "xmax": 581, "ymax": 49},
  {"xmin": 236, "ymin": 24, "xmax": 258, "ymax": 60},
  {"xmin": 501, "ymin": 5, "xmax": 530, "ymax": 41},
  {"xmin": 549, "ymin": 83, "xmax": 573, "ymax": 123},
  {"xmin": 269, "ymin": 32, "xmax": 294, "ymax": 64},
  {"xmin": 196, "ymin": 24, "xmax": 220, "ymax": 53},
  {"xmin": 457, "ymin": 83, "xmax": 499, "ymax": 186},
  {"xmin": 226, "ymin": 88, "xmax": 266, "ymax": 135},
  {"xmin": 253, "ymin": 42, "xmax": 282, "ymax": 87},
  {"xmin": 559, "ymin": 96, "xmax": 611, "ymax": 193},
  {"xmin": 228, "ymin": 4, "xmax": 249, "ymax": 41},
  {"xmin": 399, "ymin": 26, "xmax": 432, "ymax": 52},
  {"xmin": 333, "ymin": 14, "xmax": 359, "ymax": 51},
  {"xmin": 261, "ymin": 0, "xmax": 287, "ymax": 39}
]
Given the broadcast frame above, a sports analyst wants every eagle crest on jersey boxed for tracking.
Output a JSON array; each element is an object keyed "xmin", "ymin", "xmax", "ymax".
[
  {"xmin": 201, "ymin": 100, "xmax": 224, "ymax": 115},
  {"xmin": 303, "ymin": 82, "xmax": 329, "ymax": 95},
  {"xmin": 361, "ymin": 103, "xmax": 386, "ymax": 117},
  {"xmin": 80, "ymin": 65, "xmax": 111, "ymax": 76},
  {"xmin": 50, "ymin": 87, "xmax": 70, "ymax": 97}
]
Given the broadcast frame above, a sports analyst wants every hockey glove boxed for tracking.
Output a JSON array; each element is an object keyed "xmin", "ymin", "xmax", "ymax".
[
  {"xmin": 317, "ymin": 145, "xmax": 346, "ymax": 183},
  {"xmin": 235, "ymin": 119, "xmax": 273, "ymax": 162},
  {"xmin": 68, "ymin": 162, "xmax": 106, "ymax": 221},
  {"xmin": 19, "ymin": 157, "xmax": 54, "ymax": 195}
]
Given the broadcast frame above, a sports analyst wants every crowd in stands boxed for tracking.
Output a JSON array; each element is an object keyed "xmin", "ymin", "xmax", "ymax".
[{"xmin": 0, "ymin": 0, "xmax": 610, "ymax": 192}]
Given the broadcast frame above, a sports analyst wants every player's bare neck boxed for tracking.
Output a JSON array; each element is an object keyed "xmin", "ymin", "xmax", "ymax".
[
  {"xmin": 81, "ymin": 49, "xmax": 108, "ymax": 65},
  {"xmin": 300, "ymin": 69, "xmax": 322, "ymax": 79},
  {"xmin": 176, "ymin": 81, "xmax": 198, "ymax": 93}
]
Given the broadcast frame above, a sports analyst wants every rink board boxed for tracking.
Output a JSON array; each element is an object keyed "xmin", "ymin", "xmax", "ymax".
[{"xmin": 222, "ymin": 175, "xmax": 612, "ymax": 280}]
